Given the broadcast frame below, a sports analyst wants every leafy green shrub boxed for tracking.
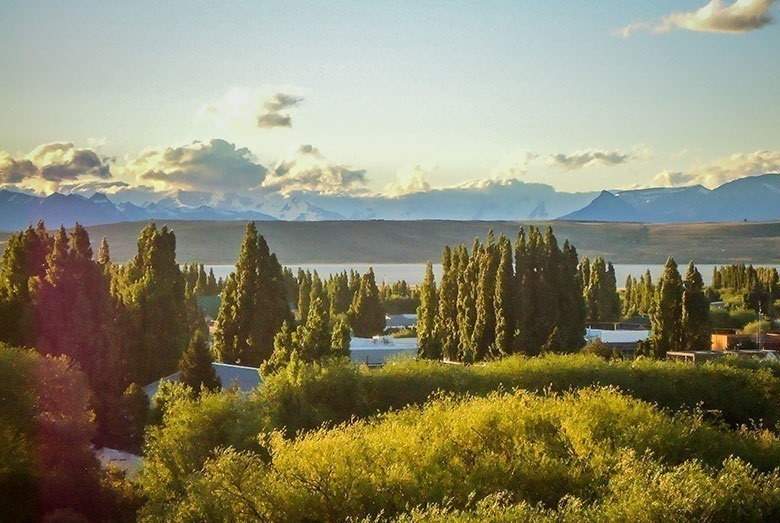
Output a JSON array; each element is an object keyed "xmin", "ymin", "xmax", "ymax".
[{"xmin": 140, "ymin": 388, "xmax": 780, "ymax": 522}]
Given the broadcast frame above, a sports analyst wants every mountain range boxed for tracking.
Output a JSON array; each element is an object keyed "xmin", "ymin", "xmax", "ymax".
[
  {"xmin": 1, "ymin": 173, "xmax": 779, "ymax": 230},
  {"xmin": 562, "ymin": 174, "xmax": 780, "ymax": 222}
]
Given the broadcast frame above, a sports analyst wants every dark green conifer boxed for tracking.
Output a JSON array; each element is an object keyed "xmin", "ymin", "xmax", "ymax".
[
  {"xmin": 493, "ymin": 235, "xmax": 514, "ymax": 357},
  {"xmin": 213, "ymin": 222, "xmax": 291, "ymax": 366},
  {"xmin": 179, "ymin": 330, "xmax": 220, "ymax": 393},
  {"xmin": 350, "ymin": 268, "xmax": 385, "ymax": 338},
  {"xmin": 682, "ymin": 261, "xmax": 711, "ymax": 351},
  {"xmin": 417, "ymin": 261, "xmax": 439, "ymax": 359},
  {"xmin": 650, "ymin": 257, "xmax": 684, "ymax": 358}
]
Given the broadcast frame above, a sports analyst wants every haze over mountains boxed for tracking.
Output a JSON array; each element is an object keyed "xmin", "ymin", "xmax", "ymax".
[{"xmin": 1, "ymin": 173, "xmax": 779, "ymax": 230}]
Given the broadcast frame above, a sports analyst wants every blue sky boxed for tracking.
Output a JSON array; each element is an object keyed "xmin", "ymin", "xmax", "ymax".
[{"xmin": 1, "ymin": 0, "xmax": 779, "ymax": 202}]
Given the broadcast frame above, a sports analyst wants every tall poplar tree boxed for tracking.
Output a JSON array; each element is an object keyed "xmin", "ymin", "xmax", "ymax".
[
  {"xmin": 179, "ymin": 330, "xmax": 220, "ymax": 393},
  {"xmin": 417, "ymin": 261, "xmax": 439, "ymax": 359},
  {"xmin": 650, "ymin": 257, "xmax": 684, "ymax": 358},
  {"xmin": 682, "ymin": 261, "xmax": 711, "ymax": 351},
  {"xmin": 31, "ymin": 224, "xmax": 123, "ymax": 444},
  {"xmin": 473, "ymin": 232, "xmax": 498, "ymax": 360},
  {"xmin": 213, "ymin": 222, "xmax": 292, "ymax": 366},
  {"xmin": 350, "ymin": 268, "xmax": 385, "ymax": 337},
  {"xmin": 436, "ymin": 246, "xmax": 459, "ymax": 361},
  {"xmin": 493, "ymin": 235, "xmax": 515, "ymax": 357},
  {"xmin": 115, "ymin": 223, "xmax": 191, "ymax": 383},
  {"xmin": 0, "ymin": 221, "xmax": 51, "ymax": 347}
]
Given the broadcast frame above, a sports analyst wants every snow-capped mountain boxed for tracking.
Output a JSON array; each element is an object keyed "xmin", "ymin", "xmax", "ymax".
[{"xmin": 561, "ymin": 174, "xmax": 780, "ymax": 222}]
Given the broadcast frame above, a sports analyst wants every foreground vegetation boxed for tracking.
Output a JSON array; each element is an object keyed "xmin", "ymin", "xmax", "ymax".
[
  {"xmin": 138, "ymin": 353, "xmax": 780, "ymax": 521},
  {"xmin": 141, "ymin": 384, "xmax": 780, "ymax": 522}
]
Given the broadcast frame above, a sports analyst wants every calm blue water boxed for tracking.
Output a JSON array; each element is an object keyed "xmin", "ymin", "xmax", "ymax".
[{"xmin": 205, "ymin": 263, "xmax": 780, "ymax": 287}]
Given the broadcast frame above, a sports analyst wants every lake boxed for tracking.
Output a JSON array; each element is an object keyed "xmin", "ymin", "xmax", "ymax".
[{"xmin": 205, "ymin": 263, "xmax": 780, "ymax": 287}]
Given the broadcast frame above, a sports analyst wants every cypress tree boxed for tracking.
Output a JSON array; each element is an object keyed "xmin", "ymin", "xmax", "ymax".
[
  {"xmin": 330, "ymin": 318, "xmax": 351, "ymax": 358},
  {"xmin": 604, "ymin": 262, "xmax": 621, "ymax": 321},
  {"xmin": 456, "ymin": 243, "xmax": 479, "ymax": 362},
  {"xmin": 115, "ymin": 223, "xmax": 190, "ymax": 383},
  {"xmin": 194, "ymin": 264, "xmax": 208, "ymax": 295},
  {"xmin": 650, "ymin": 257, "xmax": 684, "ymax": 358},
  {"xmin": 682, "ymin": 261, "xmax": 711, "ymax": 351},
  {"xmin": 31, "ymin": 224, "xmax": 124, "ymax": 445},
  {"xmin": 493, "ymin": 235, "xmax": 514, "ymax": 357},
  {"xmin": 560, "ymin": 239, "xmax": 586, "ymax": 351},
  {"xmin": 473, "ymin": 232, "xmax": 498, "ymax": 360},
  {"xmin": 417, "ymin": 261, "xmax": 439, "ymax": 359},
  {"xmin": 329, "ymin": 271, "xmax": 352, "ymax": 318},
  {"xmin": 206, "ymin": 268, "xmax": 218, "ymax": 295},
  {"xmin": 298, "ymin": 272, "xmax": 331, "ymax": 360},
  {"xmin": 0, "ymin": 221, "xmax": 52, "ymax": 347},
  {"xmin": 641, "ymin": 270, "xmax": 655, "ymax": 315},
  {"xmin": 350, "ymin": 268, "xmax": 385, "ymax": 338},
  {"xmin": 513, "ymin": 227, "xmax": 532, "ymax": 354},
  {"xmin": 297, "ymin": 269, "xmax": 312, "ymax": 324},
  {"xmin": 213, "ymin": 222, "xmax": 291, "ymax": 366},
  {"xmin": 179, "ymin": 330, "xmax": 220, "ymax": 393},
  {"xmin": 262, "ymin": 320, "xmax": 295, "ymax": 375},
  {"xmin": 623, "ymin": 275, "xmax": 634, "ymax": 317},
  {"xmin": 97, "ymin": 236, "xmax": 111, "ymax": 266},
  {"xmin": 436, "ymin": 246, "xmax": 460, "ymax": 361}
]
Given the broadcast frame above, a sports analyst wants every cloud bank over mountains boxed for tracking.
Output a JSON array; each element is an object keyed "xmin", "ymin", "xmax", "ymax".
[
  {"xmin": 649, "ymin": 150, "xmax": 780, "ymax": 188},
  {"xmin": 1, "ymin": 137, "xmax": 778, "ymax": 222}
]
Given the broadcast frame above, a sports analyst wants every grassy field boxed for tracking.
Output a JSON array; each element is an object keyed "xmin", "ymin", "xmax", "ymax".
[{"xmin": 3, "ymin": 219, "xmax": 780, "ymax": 264}]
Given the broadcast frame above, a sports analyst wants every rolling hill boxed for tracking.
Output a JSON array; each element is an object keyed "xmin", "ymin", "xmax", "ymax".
[{"xmin": 31, "ymin": 219, "xmax": 779, "ymax": 265}]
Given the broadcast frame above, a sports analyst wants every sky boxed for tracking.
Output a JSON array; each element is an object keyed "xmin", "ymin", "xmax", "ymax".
[{"xmin": 1, "ymin": 0, "xmax": 779, "ymax": 204}]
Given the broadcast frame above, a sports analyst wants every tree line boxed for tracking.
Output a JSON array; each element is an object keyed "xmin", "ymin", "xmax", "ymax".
[
  {"xmin": 0, "ymin": 221, "xmax": 209, "ymax": 448},
  {"xmin": 212, "ymin": 222, "xmax": 386, "ymax": 372},
  {"xmin": 711, "ymin": 263, "xmax": 780, "ymax": 314},
  {"xmin": 627, "ymin": 258, "xmax": 711, "ymax": 357},
  {"xmin": 417, "ymin": 227, "xmax": 591, "ymax": 362}
]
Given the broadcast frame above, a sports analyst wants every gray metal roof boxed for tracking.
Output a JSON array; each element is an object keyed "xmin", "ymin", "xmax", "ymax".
[{"xmin": 143, "ymin": 362, "xmax": 263, "ymax": 399}]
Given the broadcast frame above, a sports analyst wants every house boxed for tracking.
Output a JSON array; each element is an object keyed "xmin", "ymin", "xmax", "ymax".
[
  {"xmin": 142, "ymin": 362, "xmax": 263, "ymax": 402},
  {"xmin": 350, "ymin": 336, "xmax": 418, "ymax": 367},
  {"xmin": 585, "ymin": 328, "xmax": 649, "ymax": 346},
  {"xmin": 585, "ymin": 328, "xmax": 650, "ymax": 359},
  {"xmin": 385, "ymin": 314, "xmax": 417, "ymax": 330},
  {"xmin": 668, "ymin": 349, "xmax": 779, "ymax": 363},
  {"xmin": 711, "ymin": 332, "xmax": 780, "ymax": 351}
]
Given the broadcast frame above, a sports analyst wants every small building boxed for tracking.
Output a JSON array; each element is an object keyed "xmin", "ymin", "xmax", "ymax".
[
  {"xmin": 142, "ymin": 362, "xmax": 263, "ymax": 402},
  {"xmin": 585, "ymin": 328, "xmax": 649, "ymax": 347},
  {"xmin": 95, "ymin": 447, "xmax": 142, "ymax": 479},
  {"xmin": 711, "ymin": 332, "xmax": 780, "ymax": 351},
  {"xmin": 350, "ymin": 336, "xmax": 418, "ymax": 367},
  {"xmin": 667, "ymin": 351, "xmax": 724, "ymax": 364},
  {"xmin": 668, "ymin": 350, "xmax": 779, "ymax": 363},
  {"xmin": 385, "ymin": 314, "xmax": 417, "ymax": 330}
]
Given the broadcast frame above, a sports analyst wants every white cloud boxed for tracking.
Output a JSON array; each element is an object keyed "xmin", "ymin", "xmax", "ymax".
[
  {"xmin": 649, "ymin": 150, "xmax": 780, "ymax": 187},
  {"xmin": 616, "ymin": 0, "xmax": 776, "ymax": 37},
  {"xmin": 546, "ymin": 149, "xmax": 633, "ymax": 171},
  {"xmin": 383, "ymin": 165, "xmax": 433, "ymax": 196},
  {"xmin": 198, "ymin": 86, "xmax": 304, "ymax": 129},
  {"xmin": 491, "ymin": 150, "xmax": 537, "ymax": 179},
  {"xmin": 0, "ymin": 143, "xmax": 113, "ymax": 193},
  {"xmin": 263, "ymin": 145, "xmax": 368, "ymax": 195},
  {"xmin": 126, "ymin": 139, "xmax": 268, "ymax": 192}
]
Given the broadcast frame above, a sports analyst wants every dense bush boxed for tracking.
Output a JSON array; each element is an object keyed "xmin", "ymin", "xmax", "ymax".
[
  {"xmin": 710, "ymin": 307, "xmax": 758, "ymax": 330},
  {"xmin": 139, "ymin": 388, "xmax": 780, "ymax": 522},
  {"xmin": 138, "ymin": 353, "xmax": 780, "ymax": 520},
  {"xmin": 263, "ymin": 354, "xmax": 780, "ymax": 431}
]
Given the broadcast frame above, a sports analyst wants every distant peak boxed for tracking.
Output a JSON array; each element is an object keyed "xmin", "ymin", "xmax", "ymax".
[{"xmin": 89, "ymin": 192, "xmax": 111, "ymax": 203}]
